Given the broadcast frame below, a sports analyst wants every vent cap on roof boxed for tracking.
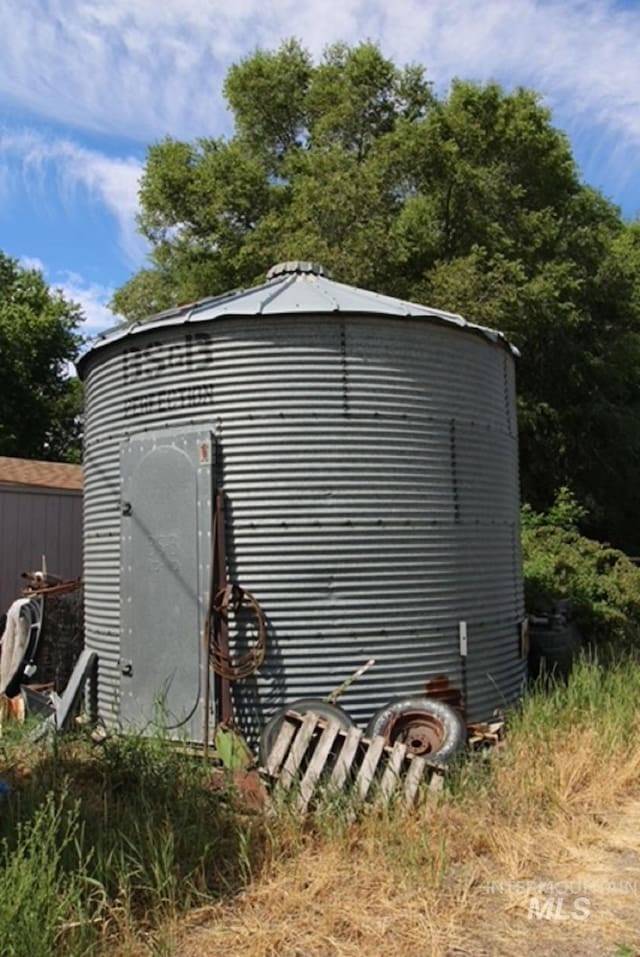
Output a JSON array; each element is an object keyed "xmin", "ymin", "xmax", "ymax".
[{"xmin": 267, "ymin": 261, "xmax": 332, "ymax": 280}]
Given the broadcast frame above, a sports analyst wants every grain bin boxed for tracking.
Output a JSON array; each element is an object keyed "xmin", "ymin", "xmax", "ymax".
[{"xmin": 78, "ymin": 262, "xmax": 525, "ymax": 742}]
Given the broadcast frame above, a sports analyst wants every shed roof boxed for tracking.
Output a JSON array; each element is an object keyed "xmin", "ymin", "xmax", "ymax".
[
  {"xmin": 77, "ymin": 261, "xmax": 518, "ymax": 377},
  {"xmin": 0, "ymin": 457, "xmax": 83, "ymax": 492}
]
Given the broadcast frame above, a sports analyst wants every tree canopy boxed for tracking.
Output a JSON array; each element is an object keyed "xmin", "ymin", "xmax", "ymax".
[
  {"xmin": 113, "ymin": 40, "xmax": 640, "ymax": 552},
  {"xmin": 0, "ymin": 253, "xmax": 83, "ymax": 462}
]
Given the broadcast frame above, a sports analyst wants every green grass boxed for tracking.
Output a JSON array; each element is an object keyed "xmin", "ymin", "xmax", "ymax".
[
  {"xmin": 512, "ymin": 649, "xmax": 640, "ymax": 750},
  {"xmin": 2, "ymin": 654, "xmax": 640, "ymax": 954},
  {"xmin": 0, "ymin": 726, "xmax": 267, "ymax": 955},
  {"xmin": 0, "ymin": 790, "xmax": 99, "ymax": 957}
]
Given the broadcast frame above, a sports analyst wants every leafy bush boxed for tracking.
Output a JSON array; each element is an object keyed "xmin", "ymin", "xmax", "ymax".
[{"xmin": 521, "ymin": 488, "xmax": 640, "ymax": 647}]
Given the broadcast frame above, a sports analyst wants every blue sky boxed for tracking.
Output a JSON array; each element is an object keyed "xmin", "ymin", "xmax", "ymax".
[{"xmin": 0, "ymin": 0, "xmax": 639, "ymax": 337}]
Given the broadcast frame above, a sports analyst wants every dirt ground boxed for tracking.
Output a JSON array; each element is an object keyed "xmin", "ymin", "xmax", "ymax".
[{"xmin": 454, "ymin": 799, "xmax": 640, "ymax": 956}]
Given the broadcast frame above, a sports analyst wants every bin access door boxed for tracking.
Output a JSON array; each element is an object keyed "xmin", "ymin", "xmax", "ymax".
[{"xmin": 120, "ymin": 431, "xmax": 213, "ymax": 740}]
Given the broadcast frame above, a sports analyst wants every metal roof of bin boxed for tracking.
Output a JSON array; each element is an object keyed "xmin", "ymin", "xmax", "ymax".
[{"xmin": 78, "ymin": 261, "xmax": 517, "ymax": 376}]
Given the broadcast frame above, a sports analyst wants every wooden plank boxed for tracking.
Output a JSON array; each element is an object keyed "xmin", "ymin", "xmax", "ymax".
[
  {"xmin": 264, "ymin": 717, "xmax": 297, "ymax": 776},
  {"xmin": 330, "ymin": 725, "xmax": 363, "ymax": 790},
  {"xmin": 426, "ymin": 771, "xmax": 444, "ymax": 803},
  {"xmin": 356, "ymin": 734, "xmax": 386, "ymax": 801},
  {"xmin": 279, "ymin": 711, "xmax": 319, "ymax": 790},
  {"xmin": 377, "ymin": 739, "xmax": 407, "ymax": 806},
  {"xmin": 296, "ymin": 719, "xmax": 341, "ymax": 813},
  {"xmin": 404, "ymin": 754, "xmax": 427, "ymax": 807}
]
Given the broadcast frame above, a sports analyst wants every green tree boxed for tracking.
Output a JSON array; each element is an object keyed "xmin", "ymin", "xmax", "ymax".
[
  {"xmin": 113, "ymin": 40, "xmax": 640, "ymax": 552},
  {"xmin": 0, "ymin": 253, "xmax": 83, "ymax": 462},
  {"xmin": 112, "ymin": 41, "xmax": 433, "ymax": 311}
]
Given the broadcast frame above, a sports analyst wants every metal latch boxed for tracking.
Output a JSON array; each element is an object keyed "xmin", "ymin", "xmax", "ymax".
[
  {"xmin": 120, "ymin": 659, "xmax": 133, "ymax": 677},
  {"xmin": 459, "ymin": 621, "xmax": 468, "ymax": 657}
]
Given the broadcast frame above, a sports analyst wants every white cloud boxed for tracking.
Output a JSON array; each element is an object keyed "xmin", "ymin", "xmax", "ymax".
[
  {"xmin": 18, "ymin": 255, "xmax": 45, "ymax": 273},
  {"xmin": 54, "ymin": 271, "xmax": 120, "ymax": 335},
  {"xmin": 0, "ymin": 131, "xmax": 145, "ymax": 266},
  {"xmin": 17, "ymin": 256, "xmax": 120, "ymax": 336},
  {"xmin": 1, "ymin": 0, "xmax": 639, "ymax": 229},
  {"xmin": 0, "ymin": 0, "xmax": 234, "ymax": 140},
  {"xmin": 382, "ymin": 1, "xmax": 640, "ymax": 145},
  {"xmin": 0, "ymin": 0, "xmax": 638, "ymax": 159}
]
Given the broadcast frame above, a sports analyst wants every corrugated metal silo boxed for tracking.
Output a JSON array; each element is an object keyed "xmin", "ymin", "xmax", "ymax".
[{"xmin": 78, "ymin": 262, "xmax": 525, "ymax": 739}]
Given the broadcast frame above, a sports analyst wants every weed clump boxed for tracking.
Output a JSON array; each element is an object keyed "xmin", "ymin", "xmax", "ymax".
[
  {"xmin": 0, "ymin": 728, "xmax": 267, "ymax": 955},
  {"xmin": 0, "ymin": 791, "xmax": 98, "ymax": 957},
  {"xmin": 522, "ymin": 488, "xmax": 640, "ymax": 647}
]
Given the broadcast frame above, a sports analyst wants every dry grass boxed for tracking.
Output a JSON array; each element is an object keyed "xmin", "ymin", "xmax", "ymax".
[
  {"xmin": 4, "ymin": 658, "xmax": 640, "ymax": 956},
  {"xmin": 177, "ymin": 662, "xmax": 640, "ymax": 957}
]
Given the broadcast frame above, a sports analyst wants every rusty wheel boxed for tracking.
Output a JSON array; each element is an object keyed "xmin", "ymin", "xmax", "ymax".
[
  {"xmin": 386, "ymin": 709, "xmax": 447, "ymax": 756},
  {"xmin": 365, "ymin": 697, "xmax": 466, "ymax": 764}
]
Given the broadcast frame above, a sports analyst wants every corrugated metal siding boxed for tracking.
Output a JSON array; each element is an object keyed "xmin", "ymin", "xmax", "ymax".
[
  {"xmin": 82, "ymin": 314, "xmax": 524, "ymax": 730},
  {"xmin": 0, "ymin": 487, "xmax": 83, "ymax": 613}
]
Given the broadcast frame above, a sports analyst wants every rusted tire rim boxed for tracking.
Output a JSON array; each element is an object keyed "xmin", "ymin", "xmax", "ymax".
[
  {"xmin": 365, "ymin": 696, "xmax": 466, "ymax": 765},
  {"xmin": 386, "ymin": 709, "xmax": 446, "ymax": 756}
]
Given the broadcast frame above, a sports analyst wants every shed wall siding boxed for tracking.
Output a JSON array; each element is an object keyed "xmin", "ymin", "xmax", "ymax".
[{"xmin": 0, "ymin": 487, "xmax": 83, "ymax": 613}]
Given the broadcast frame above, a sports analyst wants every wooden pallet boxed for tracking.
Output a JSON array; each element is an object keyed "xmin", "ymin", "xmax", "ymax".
[
  {"xmin": 467, "ymin": 720, "xmax": 505, "ymax": 750},
  {"xmin": 263, "ymin": 709, "xmax": 446, "ymax": 813}
]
